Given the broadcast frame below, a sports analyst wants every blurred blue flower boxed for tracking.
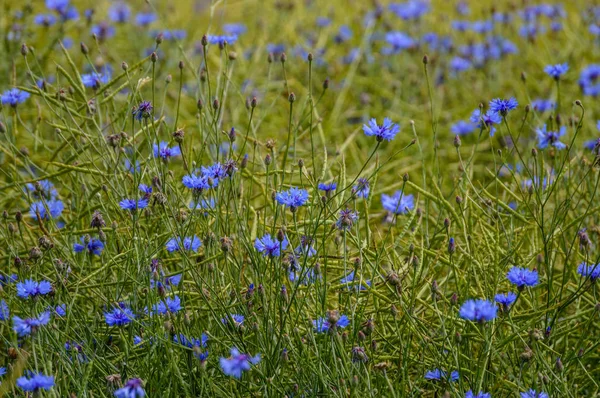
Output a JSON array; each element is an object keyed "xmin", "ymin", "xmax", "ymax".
[
  {"xmin": 165, "ymin": 236, "xmax": 202, "ymax": 253},
  {"xmin": 74, "ymin": 236, "xmax": 104, "ymax": 255},
  {"xmin": 381, "ymin": 191, "xmax": 414, "ymax": 214},
  {"xmin": 577, "ymin": 262, "xmax": 600, "ymax": 280},
  {"xmin": 220, "ymin": 348, "xmax": 261, "ymax": 379},
  {"xmin": 16, "ymin": 372, "xmax": 54, "ymax": 392},
  {"xmin": 13, "ymin": 311, "xmax": 51, "ymax": 336},
  {"xmin": 114, "ymin": 378, "xmax": 145, "ymax": 398},
  {"xmin": 536, "ymin": 125, "xmax": 567, "ymax": 150},
  {"xmin": 363, "ymin": 118, "xmax": 400, "ymax": 141},
  {"xmin": 1, "ymin": 88, "xmax": 30, "ymax": 107},
  {"xmin": 108, "ymin": 2, "xmax": 130, "ymax": 23},
  {"xmin": 459, "ymin": 299, "xmax": 497, "ymax": 322}
]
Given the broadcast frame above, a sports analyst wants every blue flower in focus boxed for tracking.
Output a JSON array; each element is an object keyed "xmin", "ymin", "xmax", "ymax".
[
  {"xmin": 318, "ymin": 182, "xmax": 337, "ymax": 193},
  {"xmin": 74, "ymin": 236, "xmax": 104, "ymax": 255},
  {"xmin": 29, "ymin": 199, "xmax": 64, "ymax": 220},
  {"xmin": 220, "ymin": 348, "xmax": 261, "ymax": 379},
  {"xmin": 1, "ymin": 88, "xmax": 30, "ymax": 107},
  {"xmin": 459, "ymin": 299, "xmax": 497, "ymax": 322},
  {"xmin": 363, "ymin": 118, "xmax": 400, "ymax": 141},
  {"xmin": 201, "ymin": 163, "xmax": 228, "ymax": 187},
  {"xmin": 336, "ymin": 208, "xmax": 359, "ymax": 230},
  {"xmin": 536, "ymin": 124, "xmax": 567, "ymax": 150},
  {"xmin": 81, "ymin": 72, "xmax": 110, "ymax": 89},
  {"xmin": 147, "ymin": 296, "xmax": 182, "ymax": 316},
  {"xmin": 16, "ymin": 372, "xmax": 54, "ymax": 392},
  {"xmin": 577, "ymin": 262, "xmax": 600, "ymax": 280},
  {"xmin": 255, "ymin": 234, "xmax": 288, "ymax": 257},
  {"xmin": 17, "ymin": 279, "xmax": 52, "ymax": 299},
  {"xmin": 507, "ymin": 267, "xmax": 539, "ymax": 288},
  {"xmin": 544, "ymin": 63, "xmax": 569, "ymax": 80},
  {"xmin": 222, "ymin": 314, "xmax": 245, "ymax": 326},
  {"xmin": 424, "ymin": 369, "xmax": 459, "ymax": 382},
  {"xmin": 165, "ymin": 236, "xmax": 202, "ymax": 253},
  {"xmin": 132, "ymin": 101, "xmax": 153, "ymax": 121},
  {"xmin": 182, "ymin": 174, "xmax": 210, "ymax": 192},
  {"xmin": 13, "ymin": 311, "xmax": 51, "ymax": 336},
  {"xmin": 470, "ymin": 109, "xmax": 502, "ymax": 136},
  {"xmin": 520, "ymin": 390, "xmax": 549, "ymax": 398},
  {"xmin": 104, "ymin": 305, "xmax": 135, "ymax": 326},
  {"xmin": 489, "ymin": 97, "xmax": 518, "ymax": 117},
  {"xmin": 119, "ymin": 198, "xmax": 149, "ymax": 211},
  {"xmin": 114, "ymin": 378, "xmax": 145, "ymax": 398},
  {"xmin": 381, "ymin": 191, "xmax": 414, "ymax": 214},
  {"xmin": 466, "ymin": 391, "xmax": 491, "ymax": 398},
  {"xmin": 494, "ymin": 292, "xmax": 517, "ymax": 308},
  {"xmin": 275, "ymin": 187, "xmax": 309, "ymax": 209},
  {"xmin": 0, "ymin": 300, "xmax": 9, "ymax": 321},
  {"xmin": 353, "ymin": 178, "xmax": 370, "ymax": 198},
  {"xmin": 153, "ymin": 142, "xmax": 181, "ymax": 160},
  {"xmin": 313, "ymin": 313, "xmax": 350, "ymax": 333}
]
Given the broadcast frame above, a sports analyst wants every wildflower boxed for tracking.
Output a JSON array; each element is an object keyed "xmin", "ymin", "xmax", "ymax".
[
  {"xmin": 352, "ymin": 346, "xmax": 369, "ymax": 363},
  {"xmin": 165, "ymin": 236, "xmax": 202, "ymax": 253},
  {"xmin": 207, "ymin": 34, "xmax": 238, "ymax": 46},
  {"xmin": 450, "ymin": 57, "xmax": 472, "ymax": 73},
  {"xmin": 318, "ymin": 182, "xmax": 337, "ymax": 193},
  {"xmin": 389, "ymin": 1, "xmax": 430, "ymax": 20},
  {"xmin": 336, "ymin": 208, "xmax": 359, "ymax": 230},
  {"xmin": 150, "ymin": 274, "xmax": 182, "ymax": 290},
  {"xmin": 182, "ymin": 174, "xmax": 210, "ymax": 192},
  {"xmin": 313, "ymin": 313, "xmax": 350, "ymax": 333},
  {"xmin": 114, "ymin": 378, "xmax": 145, "ymax": 398},
  {"xmin": 451, "ymin": 120, "xmax": 477, "ymax": 136},
  {"xmin": 220, "ymin": 348, "xmax": 261, "ymax": 379},
  {"xmin": 507, "ymin": 267, "xmax": 539, "ymax": 288},
  {"xmin": 81, "ymin": 72, "xmax": 110, "ymax": 89},
  {"xmin": 153, "ymin": 142, "xmax": 181, "ymax": 160},
  {"xmin": 295, "ymin": 235, "xmax": 317, "ymax": 257},
  {"xmin": 536, "ymin": 125, "xmax": 567, "ymax": 150},
  {"xmin": 0, "ymin": 274, "xmax": 17, "ymax": 286},
  {"xmin": 201, "ymin": 163, "xmax": 228, "ymax": 187},
  {"xmin": 470, "ymin": 109, "xmax": 502, "ymax": 136},
  {"xmin": 334, "ymin": 25, "xmax": 353, "ymax": 43},
  {"xmin": 353, "ymin": 178, "xmax": 370, "ymax": 198},
  {"xmin": 148, "ymin": 296, "xmax": 182, "ymax": 315},
  {"xmin": 0, "ymin": 300, "xmax": 9, "ymax": 321},
  {"xmin": 340, "ymin": 271, "xmax": 371, "ymax": 291},
  {"xmin": 73, "ymin": 236, "xmax": 104, "ymax": 255},
  {"xmin": 289, "ymin": 268, "xmax": 321, "ymax": 285},
  {"xmin": 119, "ymin": 198, "xmax": 149, "ymax": 211},
  {"xmin": 16, "ymin": 372, "xmax": 54, "ymax": 392},
  {"xmin": 138, "ymin": 184, "xmax": 152, "ymax": 195},
  {"xmin": 25, "ymin": 179, "xmax": 58, "ymax": 199},
  {"xmin": 29, "ymin": 199, "xmax": 64, "ymax": 220},
  {"xmin": 424, "ymin": 369, "xmax": 459, "ymax": 382},
  {"xmin": 520, "ymin": 390, "xmax": 549, "ymax": 398},
  {"xmin": 132, "ymin": 101, "xmax": 153, "ymax": 121},
  {"xmin": 55, "ymin": 304, "xmax": 67, "ymax": 317},
  {"xmin": 459, "ymin": 299, "xmax": 497, "ymax": 322},
  {"xmin": 531, "ymin": 99, "xmax": 555, "ymax": 112},
  {"xmin": 104, "ymin": 305, "xmax": 135, "ymax": 327},
  {"xmin": 579, "ymin": 64, "xmax": 600, "ymax": 96},
  {"xmin": 34, "ymin": 14, "xmax": 57, "ymax": 26},
  {"xmin": 255, "ymin": 234, "xmax": 288, "ymax": 257},
  {"xmin": 275, "ymin": 187, "xmax": 309, "ymax": 210},
  {"xmin": 223, "ymin": 23, "xmax": 247, "ymax": 36},
  {"xmin": 1, "ymin": 88, "xmax": 30, "ymax": 107},
  {"xmin": 135, "ymin": 13, "xmax": 156, "ymax": 26},
  {"xmin": 465, "ymin": 391, "xmax": 491, "ymax": 398},
  {"xmin": 13, "ymin": 311, "xmax": 51, "ymax": 336},
  {"xmin": 577, "ymin": 263, "xmax": 600, "ymax": 280},
  {"xmin": 91, "ymin": 22, "xmax": 116, "ymax": 40},
  {"xmin": 108, "ymin": 2, "xmax": 130, "ymax": 23},
  {"xmin": 16, "ymin": 279, "xmax": 52, "ymax": 299},
  {"xmin": 544, "ymin": 63, "xmax": 569, "ymax": 80},
  {"xmin": 495, "ymin": 292, "xmax": 518, "ymax": 308},
  {"xmin": 124, "ymin": 159, "xmax": 140, "ymax": 173},
  {"xmin": 222, "ymin": 314, "xmax": 245, "ymax": 326},
  {"xmin": 489, "ymin": 98, "xmax": 518, "ymax": 117},
  {"xmin": 381, "ymin": 191, "xmax": 414, "ymax": 214},
  {"xmin": 363, "ymin": 118, "xmax": 400, "ymax": 141},
  {"xmin": 174, "ymin": 333, "xmax": 208, "ymax": 349}
]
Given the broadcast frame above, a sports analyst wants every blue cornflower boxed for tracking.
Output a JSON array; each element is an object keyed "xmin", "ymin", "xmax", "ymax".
[
  {"xmin": 536, "ymin": 125, "xmax": 567, "ymax": 150},
  {"xmin": 34, "ymin": 14, "xmax": 57, "ymax": 26},
  {"xmin": 150, "ymin": 274, "xmax": 182, "ymax": 290},
  {"xmin": 165, "ymin": 236, "xmax": 202, "ymax": 253},
  {"xmin": 133, "ymin": 336, "xmax": 143, "ymax": 345},
  {"xmin": 46, "ymin": 0, "xmax": 69, "ymax": 12},
  {"xmin": 91, "ymin": 22, "xmax": 116, "ymax": 40},
  {"xmin": 275, "ymin": 187, "xmax": 309, "ymax": 209},
  {"xmin": 139, "ymin": 184, "xmax": 152, "ymax": 194},
  {"xmin": 119, "ymin": 198, "xmax": 149, "ymax": 211},
  {"xmin": 450, "ymin": 57, "xmax": 472, "ymax": 73},
  {"xmin": 108, "ymin": 2, "xmax": 130, "ymax": 23},
  {"xmin": 353, "ymin": 178, "xmax": 370, "ymax": 198},
  {"xmin": 124, "ymin": 159, "xmax": 140, "ymax": 173},
  {"xmin": 521, "ymin": 390, "xmax": 549, "ymax": 398},
  {"xmin": 336, "ymin": 208, "xmax": 359, "ymax": 230},
  {"xmin": 295, "ymin": 235, "xmax": 317, "ymax": 257},
  {"xmin": 470, "ymin": 109, "xmax": 502, "ymax": 136},
  {"xmin": 313, "ymin": 313, "xmax": 350, "ymax": 333},
  {"xmin": 13, "ymin": 311, "xmax": 51, "ymax": 336},
  {"xmin": 222, "ymin": 314, "xmax": 245, "ymax": 326},
  {"xmin": 1, "ymin": 88, "xmax": 30, "ymax": 107},
  {"xmin": 0, "ymin": 367, "xmax": 5, "ymax": 377},
  {"xmin": 507, "ymin": 267, "xmax": 539, "ymax": 288},
  {"xmin": 190, "ymin": 198, "xmax": 216, "ymax": 212},
  {"xmin": 17, "ymin": 279, "xmax": 52, "ymax": 299},
  {"xmin": 544, "ymin": 63, "xmax": 569, "ymax": 80},
  {"xmin": 182, "ymin": 174, "xmax": 210, "ymax": 192},
  {"xmin": 223, "ymin": 23, "xmax": 247, "ymax": 36},
  {"xmin": 334, "ymin": 25, "xmax": 353, "ymax": 43},
  {"xmin": 289, "ymin": 267, "xmax": 321, "ymax": 285},
  {"xmin": 340, "ymin": 271, "xmax": 371, "ymax": 291},
  {"xmin": 0, "ymin": 300, "xmax": 9, "ymax": 321},
  {"xmin": 316, "ymin": 17, "xmax": 331, "ymax": 27},
  {"xmin": 577, "ymin": 262, "xmax": 600, "ymax": 280},
  {"xmin": 389, "ymin": 1, "xmax": 429, "ymax": 20},
  {"xmin": 201, "ymin": 163, "xmax": 228, "ymax": 187},
  {"xmin": 579, "ymin": 64, "xmax": 600, "ymax": 96},
  {"xmin": 132, "ymin": 101, "xmax": 153, "ymax": 121},
  {"xmin": 147, "ymin": 296, "xmax": 182, "ymax": 316},
  {"xmin": 382, "ymin": 32, "xmax": 415, "ymax": 55},
  {"xmin": 318, "ymin": 182, "xmax": 337, "ymax": 193},
  {"xmin": 451, "ymin": 120, "xmax": 477, "ymax": 136},
  {"xmin": 495, "ymin": 292, "xmax": 518, "ymax": 308},
  {"xmin": 81, "ymin": 72, "xmax": 110, "ymax": 89},
  {"xmin": 208, "ymin": 34, "xmax": 238, "ymax": 46},
  {"xmin": 267, "ymin": 43, "xmax": 285, "ymax": 56},
  {"xmin": 73, "ymin": 236, "xmax": 104, "ymax": 255},
  {"xmin": 55, "ymin": 304, "xmax": 67, "ymax": 317},
  {"xmin": 381, "ymin": 191, "xmax": 414, "ymax": 214},
  {"xmin": 489, "ymin": 97, "xmax": 518, "ymax": 117},
  {"xmin": 16, "ymin": 372, "xmax": 54, "ymax": 392},
  {"xmin": 531, "ymin": 99, "xmax": 555, "ymax": 112},
  {"xmin": 29, "ymin": 199, "xmax": 64, "ymax": 220},
  {"xmin": 153, "ymin": 142, "xmax": 181, "ymax": 160},
  {"xmin": 135, "ymin": 12, "xmax": 156, "ymax": 26},
  {"xmin": 255, "ymin": 234, "xmax": 289, "ymax": 257},
  {"xmin": 0, "ymin": 274, "xmax": 18, "ymax": 286},
  {"xmin": 174, "ymin": 333, "xmax": 208, "ymax": 349},
  {"xmin": 425, "ymin": 369, "xmax": 459, "ymax": 382},
  {"xmin": 104, "ymin": 305, "xmax": 135, "ymax": 327},
  {"xmin": 114, "ymin": 378, "xmax": 145, "ymax": 398},
  {"xmin": 459, "ymin": 299, "xmax": 497, "ymax": 322},
  {"xmin": 363, "ymin": 118, "xmax": 400, "ymax": 142},
  {"xmin": 25, "ymin": 179, "xmax": 58, "ymax": 199},
  {"xmin": 220, "ymin": 348, "xmax": 261, "ymax": 379},
  {"xmin": 465, "ymin": 391, "xmax": 491, "ymax": 398}
]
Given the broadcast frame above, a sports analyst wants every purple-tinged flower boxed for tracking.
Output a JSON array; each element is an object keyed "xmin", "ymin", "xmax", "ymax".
[
  {"xmin": 451, "ymin": 120, "xmax": 477, "ymax": 136},
  {"xmin": 135, "ymin": 12, "xmax": 156, "ymax": 26},
  {"xmin": 318, "ymin": 182, "xmax": 337, "ymax": 193},
  {"xmin": 81, "ymin": 72, "xmax": 110, "ymax": 89},
  {"xmin": 16, "ymin": 372, "xmax": 54, "ymax": 392},
  {"xmin": 295, "ymin": 235, "xmax": 317, "ymax": 257},
  {"xmin": 13, "ymin": 311, "xmax": 51, "ymax": 336},
  {"xmin": 34, "ymin": 14, "xmax": 57, "ymax": 26},
  {"xmin": 201, "ymin": 163, "xmax": 228, "ymax": 187},
  {"xmin": 223, "ymin": 23, "xmax": 247, "ymax": 36},
  {"xmin": 114, "ymin": 378, "xmax": 145, "ymax": 398},
  {"xmin": 334, "ymin": 25, "xmax": 353, "ymax": 43},
  {"xmin": 29, "ymin": 199, "xmax": 64, "ymax": 220},
  {"xmin": 207, "ymin": 34, "xmax": 238, "ymax": 46},
  {"xmin": 124, "ymin": 159, "xmax": 140, "ymax": 173},
  {"xmin": 73, "ymin": 236, "xmax": 104, "ymax": 255},
  {"xmin": 389, "ymin": 1, "xmax": 429, "ymax": 20},
  {"xmin": 255, "ymin": 234, "xmax": 288, "ymax": 257},
  {"xmin": 489, "ymin": 97, "xmax": 518, "ymax": 117},
  {"xmin": 173, "ymin": 333, "xmax": 208, "ymax": 349},
  {"xmin": 579, "ymin": 64, "xmax": 600, "ymax": 96},
  {"xmin": 313, "ymin": 313, "xmax": 350, "ymax": 333},
  {"xmin": 182, "ymin": 174, "xmax": 210, "ymax": 192},
  {"xmin": 1, "ymin": 88, "xmax": 30, "ymax": 107},
  {"xmin": 577, "ymin": 262, "xmax": 600, "ymax": 280},
  {"xmin": 91, "ymin": 22, "xmax": 116, "ymax": 41},
  {"xmin": 450, "ymin": 57, "xmax": 472, "ymax": 73},
  {"xmin": 222, "ymin": 314, "xmax": 245, "ymax": 326},
  {"xmin": 138, "ymin": 184, "xmax": 152, "ymax": 194},
  {"xmin": 495, "ymin": 292, "xmax": 517, "ymax": 308},
  {"xmin": 104, "ymin": 305, "xmax": 135, "ymax": 327},
  {"xmin": 165, "ymin": 236, "xmax": 202, "ymax": 253},
  {"xmin": 336, "ymin": 208, "xmax": 359, "ymax": 230},
  {"xmin": 220, "ymin": 348, "xmax": 261, "ymax": 379},
  {"xmin": 119, "ymin": 198, "xmax": 149, "ymax": 211},
  {"xmin": 507, "ymin": 267, "xmax": 539, "ymax": 288},
  {"xmin": 108, "ymin": 2, "xmax": 130, "ymax": 23},
  {"xmin": 425, "ymin": 369, "xmax": 459, "ymax": 382},
  {"xmin": 470, "ymin": 109, "xmax": 502, "ymax": 136},
  {"xmin": 55, "ymin": 304, "xmax": 67, "ymax": 317},
  {"xmin": 520, "ymin": 390, "xmax": 549, "ymax": 398},
  {"xmin": 536, "ymin": 125, "xmax": 566, "ymax": 150},
  {"xmin": 353, "ymin": 178, "xmax": 370, "ymax": 198},
  {"xmin": 147, "ymin": 296, "xmax": 182, "ymax": 316},
  {"xmin": 0, "ymin": 300, "xmax": 9, "ymax": 321},
  {"xmin": 25, "ymin": 179, "xmax": 58, "ymax": 199},
  {"xmin": 363, "ymin": 118, "xmax": 400, "ymax": 141},
  {"xmin": 459, "ymin": 299, "xmax": 497, "ymax": 322},
  {"xmin": 275, "ymin": 187, "xmax": 309, "ymax": 209},
  {"xmin": 153, "ymin": 142, "xmax": 181, "ymax": 160},
  {"xmin": 466, "ymin": 391, "xmax": 491, "ymax": 398},
  {"xmin": 381, "ymin": 191, "xmax": 414, "ymax": 214},
  {"xmin": 16, "ymin": 279, "xmax": 52, "ymax": 299},
  {"xmin": 544, "ymin": 63, "xmax": 569, "ymax": 80},
  {"xmin": 531, "ymin": 99, "xmax": 555, "ymax": 112},
  {"xmin": 382, "ymin": 32, "xmax": 415, "ymax": 55},
  {"xmin": 132, "ymin": 101, "xmax": 153, "ymax": 121},
  {"xmin": 150, "ymin": 274, "xmax": 182, "ymax": 290}
]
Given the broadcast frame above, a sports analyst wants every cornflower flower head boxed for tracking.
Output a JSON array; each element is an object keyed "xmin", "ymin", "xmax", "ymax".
[
  {"xmin": 108, "ymin": 1, "xmax": 130, "ymax": 23},
  {"xmin": 459, "ymin": 299, "xmax": 497, "ymax": 322},
  {"xmin": 147, "ymin": 296, "xmax": 182, "ymax": 316},
  {"xmin": 536, "ymin": 124, "xmax": 567, "ymax": 150},
  {"xmin": 104, "ymin": 305, "xmax": 135, "ymax": 327},
  {"xmin": 313, "ymin": 313, "xmax": 350, "ymax": 333},
  {"xmin": 318, "ymin": 182, "xmax": 337, "ymax": 193},
  {"xmin": 207, "ymin": 34, "xmax": 238, "ymax": 46},
  {"xmin": 577, "ymin": 262, "xmax": 600, "ymax": 280},
  {"xmin": 521, "ymin": 390, "xmax": 549, "ymax": 398},
  {"xmin": 135, "ymin": 12, "xmax": 156, "ymax": 26},
  {"xmin": 16, "ymin": 372, "xmax": 54, "ymax": 392},
  {"xmin": 73, "ymin": 236, "xmax": 104, "ymax": 255},
  {"xmin": 132, "ymin": 101, "xmax": 153, "ymax": 121},
  {"xmin": 424, "ymin": 369, "xmax": 459, "ymax": 382},
  {"xmin": 1, "ymin": 88, "xmax": 30, "ymax": 107},
  {"xmin": 29, "ymin": 199, "xmax": 64, "ymax": 220},
  {"xmin": 153, "ymin": 142, "xmax": 181, "ymax": 160},
  {"xmin": 220, "ymin": 348, "xmax": 261, "ymax": 379},
  {"xmin": 295, "ymin": 235, "xmax": 317, "ymax": 257},
  {"xmin": 507, "ymin": 267, "xmax": 539, "ymax": 289},
  {"xmin": 255, "ymin": 233, "xmax": 289, "ymax": 257},
  {"xmin": 275, "ymin": 187, "xmax": 309, "ymax": 210},
  {"xmin": 451, "ymin": 120, "xmax": 477, "ymax": 136},
  {"xmin": 389, "ymin": 1, "xmax": 430, "ymax": 20},
  {"xmin": 353, "ymin": 177, "xmax": 370, "ymax": 198},
  {"xmin": 0, "ymin": 300, "xmax": 9, "ymax": 321},
  {"xmin": 173, "ymin": 333, "xmax": 208, "ymax": 349},
  {"xmin": 222, "ymin": 314, "xmax": 245, "ymax": 326},
  {"xmin": 544, "ymin": 63, "xmax": 569, "ymax": 80},
  {"xmin": 340, "ymin": 271, "xmax": 371, "ymax": 291},
  {"xmin": 81, "ymin": 72, "xmax": 110, "ymax": 89},
  {"xmin": 381, "ymin": 191, "xmax": 414, "ymax": 214},
  {"xmin": 489, "ymin": 97, "xmax": 518, "ymax": 117},
  {"xmin": 465, "ymin": 391, "xmax": 491, "ymax": 398},
  {"xmin": 336, "ymin": 208, "xmax": 359, "ymax": 230},
  {"xmin": 495, "ymin": 292, "xmax": 518, "ymax": 308},
  {"xmin": 470, "ymin": 109, "xmax": 502, "ymax": 136},
  {"xmin": 13, "ymin": 311, "xmax": 51, "ymax": 336},
  {"xmin": 25, "ymin": 179, "xmax": 58, "ymax": 199},
  {"xmin": 363, "ymin": 118, "xmax": 400, "ymax": 141},
  {"xmin": 16, "ymin": 279, "xmax": 52, "ymax": 299},
  {"xmin": 182, "ymin": 173, "xmax": 210, "ymax": 193},
  {"xmin": 150, "ymin": 274, "xmax": 182, "ymax": 290},
  {"xmin": 114, "ymin": 378, "xmax": 145, "ymax": 398},
  {"xmin": 165, "ymin": 236, "xmax": 202, "ymax": 253},
  {"xmin": 119, "ymin": 198, "xmax": 149, "ymax": 211},
  {"xmin": 201, "ymin": 163, "xmax": 228, "ymax": 187},
  {"xmin": 531, "ymin": 98, "xmax": 555, "ymax": 112}
]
